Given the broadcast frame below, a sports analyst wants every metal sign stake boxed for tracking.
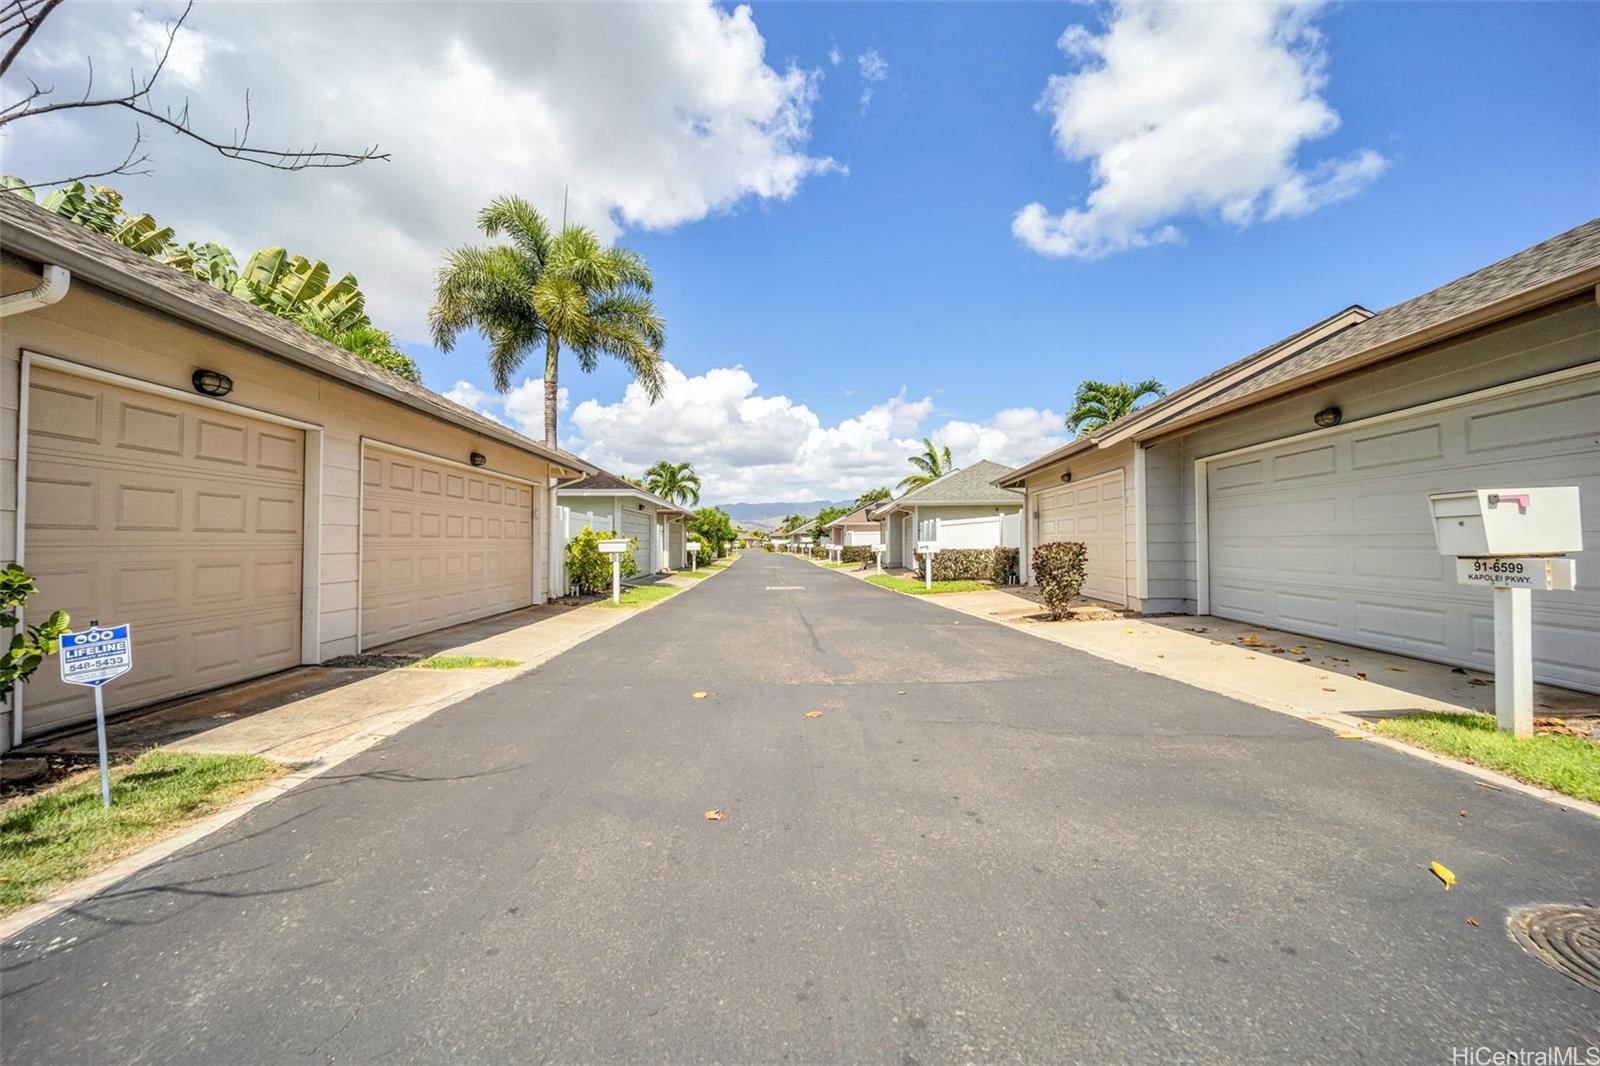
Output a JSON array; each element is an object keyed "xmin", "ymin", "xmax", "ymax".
[
  {"xmin": 58, "ymin": 621, "xmax": 133, "ymax": 808},
  {"xmin": 93, "ymin": 687, "xmax": 111, "ymax": 807}
]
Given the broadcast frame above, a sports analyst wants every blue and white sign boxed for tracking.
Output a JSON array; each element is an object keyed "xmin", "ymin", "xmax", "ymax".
[{"xmin": 59, "ymin": 625, "xmax": 133, "ymax": 687}]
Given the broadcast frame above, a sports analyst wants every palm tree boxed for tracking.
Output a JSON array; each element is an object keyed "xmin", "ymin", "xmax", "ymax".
[
  {"xmin": 429, "ymin": 195, "xmax": 666, "ymax": 448},
  {"xmin": 644, "ymin": 460, "xmax": 701, "ymax": 506},
  {"xmin": 897, "ymin": 438, "xmax": 954, "ymax": 492},
  {"xmin": 1064, "ymin": 378, "xmax": 1166, "ymax": 437}
]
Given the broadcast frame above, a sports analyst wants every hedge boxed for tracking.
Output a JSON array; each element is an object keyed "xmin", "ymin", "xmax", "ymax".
[
  {"xmin": 1033, "ymin": 541, "xmax": 1088, "ymax": 619},
  {"xmin": 909, "ymin": 546, "xmax": 1018, "ymax": 583},
  {"xmin": 991, "ymin": 547, "xmax": 1019, "ymax": 585}
]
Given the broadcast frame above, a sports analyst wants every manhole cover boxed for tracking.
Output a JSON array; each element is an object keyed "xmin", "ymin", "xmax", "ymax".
[{"xmin": 1508, "ymin": 904, "xmax": 1600, "ymax": 994}]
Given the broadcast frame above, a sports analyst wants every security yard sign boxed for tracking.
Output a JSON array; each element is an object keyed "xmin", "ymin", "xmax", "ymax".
[
  {"xmin": 60, "ymin": 624, "xmax": 133, "ymax": 686},
  {"xmin": 59, "ymin": 623, "xmax": 132, "ymax": 807}
]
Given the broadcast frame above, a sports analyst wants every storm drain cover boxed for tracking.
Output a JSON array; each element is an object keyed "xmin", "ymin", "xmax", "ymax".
[{"xmin": 1507, "ymin": 904, "xmax": 1600, "ymax": 994}]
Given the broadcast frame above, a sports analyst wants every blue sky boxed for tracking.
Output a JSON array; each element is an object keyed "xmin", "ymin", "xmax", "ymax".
[{"xmin": 5, "ymin": 2, "xmax": 1596, "ymax": 501}]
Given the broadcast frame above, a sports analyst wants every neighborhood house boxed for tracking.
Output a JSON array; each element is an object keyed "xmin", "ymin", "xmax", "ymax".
[
  {"xmin": 1001, "ymin": 220, "xmax": 1600, "ymax": 693},
  {"xmin": 555, "ymin": 469, "xmax": 690, "ymax": 583},
  {"xmin": 824, "ymin": 503, "xmax": 881, "ymax": 547},
  {"xmin": 873, "ymin": 459, "xmax": 1023, "ymax": 569},
  {"xmin": 0, "ymin": 194, "xmax": 596, "ymax": 747}
]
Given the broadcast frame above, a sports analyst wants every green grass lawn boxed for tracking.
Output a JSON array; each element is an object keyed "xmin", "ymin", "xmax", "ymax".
[
  {"xmin": 410, "ymin": 655, "xmax": 523, "ymax": 669},
  {"xmin": 823, "ymin": 561, "xmax": 862, "ymax": 569},
  {"xmin": 866, "ymin": 574, "xmax": 990, "ymax": 596},
  {"xmin": 1374, "ymin": 712, "xmax": 1600, "ymax": 803},
  {"xmin": 0, "ymin": 751, "xmax": 290, "ymax": 915},
  {"xmin": 590, "ymin": 584, "xmax": 680, "ymax": 609},
  {"xmin": 673, "ymin": 567, "xmax": 709, "ymax": 580}
]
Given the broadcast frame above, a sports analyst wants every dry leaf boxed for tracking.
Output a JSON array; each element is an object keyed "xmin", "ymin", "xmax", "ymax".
[
  {"xmin": 1298, "ymin": 657, "xmax": 1312, "ymax": 663},
  {"xmin": 692, "ymin": 691, "xmax": 709, "ymax": 700},
  {"xmin": 1355, "ymin": 672, "xmax": 1368, "ymax": 681},
  {"xmin": 1466, "ymin": 917, "xmax": 1480, "ymax": 927},
  {"xmin": 1459, "ymin": 810, "xmax": 1469, "ymax": 817},
  {"xmin": 1336, "ymin": 732, "xmax": 1364, "ymax": 739},
  {"xmin": 1246, "ymin": 655, "xmax": 1257, "ymax": 660},
  {"xmin": 1388, "ymin": 667, "xmax": 1407, "ymax": 673},
  {"xmin": 1322, "ymin": 687, "xmax": 1337, "ymax": 692},
  {"xmin": 805, "ymin": 711, "xmax": 824, "ymax": 718},
  {"xmin": 1288, "ymin": 647, "xmax": 1306, "ymax": 655},
  {"xmin": 1430, "ymin": 861, "xmax": 1456, "ymax": 890},
  {"xmin": 704, "ymin": 809, "xmax": 727, "ymax": 821},
  {"xmin": 1468, "ymin": 678, "xmax": 1491, "ymax": 687}
]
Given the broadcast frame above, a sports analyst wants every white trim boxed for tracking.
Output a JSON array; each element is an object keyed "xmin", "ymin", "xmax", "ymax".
[
  {"xmin": 1134, "ymin": 444, "xmax": 1149, "ymax": 604},
  {"xmin": 356, "ymin": 447, "xmax": 367, "ymax": 654},
  {"xmin": 15, "ymin": 351, "xmax": 325, "ymax": 738},
  {"xmin": 1191, "ymin": 360, "xmax": 1600, "ymax": 615},
  {"xmin": 360, "ymin": 436, "xmax": 538, "ymax": 487}
]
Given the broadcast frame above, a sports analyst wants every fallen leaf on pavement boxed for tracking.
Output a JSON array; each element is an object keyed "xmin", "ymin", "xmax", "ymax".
[
  {"xmin": 1459, "ymin": 810, "xmax": 1469, "ymax": 817},
  {"xmin": 1322, "ymin": 687, "xmax": 1337, "ymax": 692},
  {"xmin": 805, "ymin": 711, "xmax": 824, "ymax": 718},
  {"xmin": 1298, "ymin": 657, "xmax": 1312, "ymax": 663},
  {"xmin": 1336, "ymin": 732, "xmax": 1363, "ymax": 739},
  {"xmin": 1468, "ymin": 678, "xmax": 1491, "ymax": 687},
  {"xmin": 1466, "ymin": 917, "xmax": 1479, "ymax": 926},
  {"xmin": 1475, "ymin": 780, "xmax": 1503, "ymax": 791},
  {"xmin": 1451, "ymin": 667, "xmax": 1467, "ymax": 675},
  {"xmin": 1388, "ymin": 667, "xmax": 1407, "ymax": 673},
  {"xmin": 1430, "ymin": 861, "xmax": 1456, "ymax": 890},
  {"xmin": 1355, "ymin": 672, "xmax": 1368, "ymax": 681},
  {"xmin": 692, "ymin": 691, "xmax": 709, "ymax": 699},
  {"xmin": 704, "ymin": 809, "xmax": 727, "ymax": 821}
]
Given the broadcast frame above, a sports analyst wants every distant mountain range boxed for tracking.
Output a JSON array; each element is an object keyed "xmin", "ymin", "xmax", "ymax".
[{"xmin": 714, "ymin": 500, "xmax": 853, "ymax": 531}]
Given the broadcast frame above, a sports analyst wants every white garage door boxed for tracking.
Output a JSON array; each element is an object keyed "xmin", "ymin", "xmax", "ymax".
[
  {"xmin": 361, "ymin": 445, "xmax": 535, "ymax": 648},
  {"xmin": 1205, "ymin": 374, "xmax": 1600, "ymax": 692},
  {"xmin": 1036, "ymin": 471, "xmax": 1127, "ymax": 606},
  {"xmin": 23, "ymin": 367, "xmax": 303, "ymax": 737},
  {"xmin": 620, "ymin": 506, "xmax": 653, "ymax": 575}
]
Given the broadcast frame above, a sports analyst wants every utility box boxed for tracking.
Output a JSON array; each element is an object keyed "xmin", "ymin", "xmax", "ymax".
[{"xmin": 1427, "ymin": 487, "xmax": 1583, "ymax": 557}]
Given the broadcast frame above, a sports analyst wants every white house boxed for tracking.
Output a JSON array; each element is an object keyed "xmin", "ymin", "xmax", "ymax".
[
  {"xmin": 556, "ymin": 470, "xmax": 690, "ymax": 583},
  {"xmin": 873, "ymin": 460, "xmax": 1023, "ymax": 569},
  {"xmin": 999, "ymin": 219, "xmax": 1600, "ymax": 692},
  {"xmin": 824, "ymin": 503, "xmax": 881, "ymax": 547}
]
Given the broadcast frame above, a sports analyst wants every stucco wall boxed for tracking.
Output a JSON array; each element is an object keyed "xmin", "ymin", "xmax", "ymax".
[
  {"xmin": 2, "ymin": 264, "xmax": 560, "ymax": 725},
  {"xmin": 1153, "ymin": 297, "xmax": 1600, "ymax": 609}
]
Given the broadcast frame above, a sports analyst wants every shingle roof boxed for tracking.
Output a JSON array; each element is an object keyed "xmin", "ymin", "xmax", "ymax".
[
  {"xmin": 824, "ymin": 503, "xmax": 878, "ymax": 528},
  {"xmin": 1169, "ymin": 217, "xmax": 1600, "ymax": 426},
  {"xmin": 887, "ymin": 460, "xmax": 1023, "ymax": 507},
  {"xmin": 0, "ymin": 193, "xmax": 593, "ymax": 473},
  {"xmin": 560, "ymin": 469, "xmax": 687, "ymax": 513}
]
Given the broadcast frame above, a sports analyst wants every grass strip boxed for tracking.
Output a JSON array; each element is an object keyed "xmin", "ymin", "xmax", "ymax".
[
  {"xmin": 866, "ymin": 575, "xmax": 990, "ymax": 596},
  {"xmin": 1374, "ymin": 711, "xmax": 1599, "ymax": 803}
]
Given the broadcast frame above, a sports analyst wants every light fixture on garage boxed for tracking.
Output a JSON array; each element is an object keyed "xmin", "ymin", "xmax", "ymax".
[
  {"xmin": 1060, "ymin": 471, "xmax": 1073, "ymax": 483},
  {"xmin": 1314, "ymin": 406, "xmax": 1343, "ymax": 428},
  {"xmin": 469, "ymin": 452, "xmax": 487, "ymax": 467},
  {"xmin": 191, "ymin": 369, "xmax": 233, "ymax": 397}
]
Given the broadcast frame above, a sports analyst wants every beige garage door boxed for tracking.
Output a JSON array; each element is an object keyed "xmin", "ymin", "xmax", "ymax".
[
  {"xmin": 1036, "ymin": 471, "xmax": 1126, "ymax": 606},
  {"xmin": 620, "ymin": 506, "xmax": 652, "ymax": 574},
  {"xmin": 668, "ymin": 517, "xmax": 684, "ymax": 569},
  {"xmin": 360, "ymin": 445, "xmax": 535, "ymax": 649},
  {"xmin": 23, "ymin": 367, "xmax": 304, "ymax": 738}
]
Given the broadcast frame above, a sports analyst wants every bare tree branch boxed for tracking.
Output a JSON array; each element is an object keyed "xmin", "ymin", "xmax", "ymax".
[
  {"xmin": 0, "ymin": 0, "xmax": 388, "ymax": 174},
  {"xmin": 5, "ymin": 125, "xmax": 152, "ymax": 189}
]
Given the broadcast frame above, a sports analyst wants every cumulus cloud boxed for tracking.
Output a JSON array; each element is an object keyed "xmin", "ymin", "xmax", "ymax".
[
  {"xmin": 857, "ymin": 48, "xmax": 889, "ymax": 113},
  {"xmin": 1013, "ymin": 2, "xmax": 1386, "ymax": 258},
  {"xmin": 444, "ymin": 378, "xmax": 567, "ymax": 439},
  {"xmin": 561, "ymin": 363, "xmax": 1068, "ymax": 500},
  {"xmin": 2, "ymin": 1, "xmax": 838, "ymax": 337}
]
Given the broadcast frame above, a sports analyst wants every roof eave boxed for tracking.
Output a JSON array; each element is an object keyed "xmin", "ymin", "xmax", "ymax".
[{"xmin": 1, "ymin": 220, "xmax": 594, "ymax": 476}]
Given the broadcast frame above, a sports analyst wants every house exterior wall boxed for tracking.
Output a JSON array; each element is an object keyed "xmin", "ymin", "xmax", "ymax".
[
  {"xmin": 1155, "ymin": 296, "xmax": 1600, "ymax": 609},
  {"xmin": 2, "ymin": 263, "xmax": 562, "ymax": 743}
]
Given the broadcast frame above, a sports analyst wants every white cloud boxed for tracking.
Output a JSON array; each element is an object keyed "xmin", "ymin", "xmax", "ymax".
[
  {"xmin": 1013, "ymin": 2, "xmax": 1386, "ymax": 258},
  {"xmin": 828, "ymin": 44, "xmax": 842, "ymax": 66},
  {"xmin": 3, "ymin": 2, "xmax": 838, "ymax": 338},
  {"xmin": 564, "ymin": 363, "xmax": 1068, "ymax": 500},
  {"xmin": 444, "ymin": 378, "xmax": 567, "ymax": 439},
  {"xmin": 857, "ymin": 48, "xmax": 889, "ymax": 113}
]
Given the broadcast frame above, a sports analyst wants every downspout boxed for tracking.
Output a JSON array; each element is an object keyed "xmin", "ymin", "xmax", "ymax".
[
  {"xmin": 0, "ymin": 264, "xmax": 70, "ymax": 318},
  {"xmin": 5, "ymin": 265, "xmax": 71, "ymax": 749}
]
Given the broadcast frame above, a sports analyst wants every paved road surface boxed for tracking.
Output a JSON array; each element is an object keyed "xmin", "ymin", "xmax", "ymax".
[{"xmin": 5, "ymin": 554, "xmax": 1597, "ymax": 1063}]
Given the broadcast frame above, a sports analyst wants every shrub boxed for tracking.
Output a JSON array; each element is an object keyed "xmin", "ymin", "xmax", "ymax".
[
  {"xmin": 910, "ymin": 547, "xmax": 1002, "ymax": 581},
  {"xmin": 0, "ymin": 563, "xmax": 70, "ymax": 702},
  {"xmin": 840, "ymin": 545, "xmax": 874, "ymax": 564},
  {"xmin": 1032, "ymin": 541, "xmax": 1088, "ymax": 619},
  {"xmin": 990, "ymin": 547, "xmax": 1019, "ymax": 586},
  {"xmin": 566, "ymin": 527, "xmax": 639, "ymax": 595}
]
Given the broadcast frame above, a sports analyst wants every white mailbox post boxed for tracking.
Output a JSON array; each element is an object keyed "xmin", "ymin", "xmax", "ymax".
[
  {"xmin": 598, "ymin": 538, "xmax": 631, "ymax": 604},
  {"xmin": 1428, "ymin": 487, "xmax": 1582, "ymax": 736},
  {"xmin": 687, "ymin": 538, "xmax": 702, "ymax": 572},
  {"xmin": 917, "ymin": 541, "xmax": 939, "ymax": 590},
  {"xmin": 871, "ymin": 542, "xmax": 886, "ymax": 574},
  {"xmin": 826, "ymin": 544, "xmax": 843, "ymax": 564}
]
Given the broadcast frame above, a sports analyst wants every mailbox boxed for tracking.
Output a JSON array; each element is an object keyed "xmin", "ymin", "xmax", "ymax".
[
  {"xmin": 1427, "ymin": 487, "xmax": 1582, "ymax": 557},
  {"xmin": 598, "ymin": 538, "xmax": 631, "ymax": 555}
]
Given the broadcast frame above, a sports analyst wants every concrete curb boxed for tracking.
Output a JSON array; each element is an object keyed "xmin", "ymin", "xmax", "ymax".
[
  {"xmin": 0, "ymin": 561, "xmax": 739, "ymax": 942},
  {"xmin": 827, "ymin": 562, "xmax": 1600, "ymax": 822}
]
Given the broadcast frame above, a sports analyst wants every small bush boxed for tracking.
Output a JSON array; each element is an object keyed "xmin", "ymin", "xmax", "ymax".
[
  {"xmin": 990, "ymin": 547, "xmax": 1019, "ymax": 585},
  {"xmin": 911, "ymin": 547, "xmax": 1001, "ymax": 582},
  {"xmin": 1032, "ymin": 541, "xmax": 1087, "ymax": 619},
  {"xmin": 566, "ymin": 527, "xmax": 639, "ymax": 595},
  {"xmin": 839, "ymin": 545, "xmax": 874, "ymax": 564}
]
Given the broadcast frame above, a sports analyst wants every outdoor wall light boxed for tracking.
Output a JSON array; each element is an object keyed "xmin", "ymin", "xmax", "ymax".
[
  {"xmin": 469, "ymin": 452, "xmax": 487, "ymax": 467},
  {"xmin": 1314, "ymin": 406, "xmax": 1343, "ymax": 428},
  {"xmin": 191, "ymin": 369, "xmax": 233, "ymax": 397},
  {"xmin": 1060, "ymin": 471, "xmax": 1073, "ymax": 483}
]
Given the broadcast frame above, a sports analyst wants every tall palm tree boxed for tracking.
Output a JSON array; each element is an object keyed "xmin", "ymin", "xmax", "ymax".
[
  {"xmin": 429, "ymin": 195, "xmax": 666, "ymax": 448},
  {"xmin": 897, "ymin": 438, "xmax": 954, "ymax": 492},
  {"xmin": 1064, "ymin": 378, "xmax": 1166, "ymax": 437},
  {"xmin": 644, "ymin": 460, "xmax": 701, "ymax": 506}
]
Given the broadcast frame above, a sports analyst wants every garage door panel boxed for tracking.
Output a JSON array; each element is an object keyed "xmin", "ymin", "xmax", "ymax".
[
  {"xmin": 1037, "ymin": 472, "xmax": 1127, "ymax": 606},
  {"xmin": 1206, "ymin": 375, "xmax": 1599, "ymax": 691},
  {"xmin": 23, "ymin": 369, "xmax": 304, "ymax": 735},
  {"xmin": 360, "ymin": 446, "xmax": 534, "ymax": 649}
]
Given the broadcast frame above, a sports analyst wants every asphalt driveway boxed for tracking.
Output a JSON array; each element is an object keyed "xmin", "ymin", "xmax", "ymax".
[{"xmin": 4, "ymin": 553, "xmax": 1597, "ymax": 1063}]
